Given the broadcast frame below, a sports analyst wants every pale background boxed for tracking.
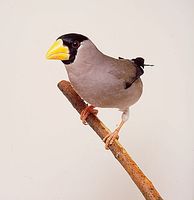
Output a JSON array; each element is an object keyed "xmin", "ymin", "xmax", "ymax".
[{"xmin": 0, "ymin": 0, "xmax": 193, "ymax": 199}]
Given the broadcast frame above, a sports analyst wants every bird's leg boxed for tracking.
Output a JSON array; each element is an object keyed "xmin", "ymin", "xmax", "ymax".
[
  {"xmin": 80, "ymin": 105, "xmax": 98, "ymax": 125},
  {"xmin": 103, "ymin": 120, "xmax": 125, "ymax": 150},
  {"xmin": 103, "ymin": 109, "xmax": 129, "ymax": 150}
]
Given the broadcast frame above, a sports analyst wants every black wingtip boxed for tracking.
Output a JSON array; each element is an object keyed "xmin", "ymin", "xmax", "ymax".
[
  {"xmin": 132, "ymin": 57, "xmax": 145, "ymax": 68},
  {"xmin": 132, "ymin": 57, "xmax": 154, "ymax": 68}
]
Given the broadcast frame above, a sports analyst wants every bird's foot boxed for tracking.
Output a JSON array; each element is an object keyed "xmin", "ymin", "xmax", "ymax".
[
  {"xmin": 80, "ymin": 105, "xmax": 98, "ymax": 125},
  {"xmin": 103, "ymin": 130, "xmax": 120, "ymax": 150}
]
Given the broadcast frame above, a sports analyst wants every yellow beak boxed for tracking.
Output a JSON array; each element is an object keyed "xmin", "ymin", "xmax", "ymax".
[{"xmin": 46, "ymin": 39, "xmax": 70, "ymax": 60}]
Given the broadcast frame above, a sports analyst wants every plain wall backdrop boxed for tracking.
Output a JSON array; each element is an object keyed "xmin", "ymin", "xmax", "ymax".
[{"xmin": 0, "ymin": 0, "xmax": 193, "ymax": 199}]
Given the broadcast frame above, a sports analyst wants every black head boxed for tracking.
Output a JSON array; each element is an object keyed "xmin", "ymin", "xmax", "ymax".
[
  {"xmin": 46, "ymin": 33, "xmax": 88, "ymax": 64},
  {"xmin": 57, "ymin": 33, "xmax": 88, "ymax": 64}
]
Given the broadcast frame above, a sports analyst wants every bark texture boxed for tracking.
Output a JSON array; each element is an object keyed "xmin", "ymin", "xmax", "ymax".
[{"xmin": 58, "ymin": 80, "xmax": 163, "ymax": 200}]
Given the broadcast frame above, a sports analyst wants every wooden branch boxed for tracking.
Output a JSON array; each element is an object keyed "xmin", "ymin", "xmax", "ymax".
[{"xmin": 58, "ymin": 80, "xmax": 163, "ymax": 200}]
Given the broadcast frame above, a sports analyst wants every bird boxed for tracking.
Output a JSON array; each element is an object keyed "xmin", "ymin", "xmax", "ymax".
[{"xmin": 46, "ymin": 33, "xmax": 153, "ymax": 149}]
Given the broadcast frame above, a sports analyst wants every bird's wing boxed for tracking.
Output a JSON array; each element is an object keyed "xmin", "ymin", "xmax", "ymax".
[{"xmin": 108, "ymin": 58, "xmax": 144, "ymax": 89}]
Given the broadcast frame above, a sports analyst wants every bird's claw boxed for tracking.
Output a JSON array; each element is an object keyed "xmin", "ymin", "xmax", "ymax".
[
  {"xmin": 80, "ymin": 105, "xmax": 98, "ymax": 125},
  {"xmin": 103, "ymin": 131, "xmax": 119, "ymax": 150}
]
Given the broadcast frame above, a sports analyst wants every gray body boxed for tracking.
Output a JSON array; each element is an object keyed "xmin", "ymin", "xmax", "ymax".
[{"xmin": 65, "ymin": 40, "xmax": 143, "ymax": 111}]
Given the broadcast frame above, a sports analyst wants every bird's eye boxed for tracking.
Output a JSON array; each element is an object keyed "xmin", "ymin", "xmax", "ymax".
[{"xmin": 72, "ymin": 41, "xmax": 80, "ymax": 49}]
